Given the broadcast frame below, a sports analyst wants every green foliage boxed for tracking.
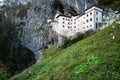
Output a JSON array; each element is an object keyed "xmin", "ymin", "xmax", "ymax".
[
  {"xmin": 0, "ymin": 61, "xmax": 10, "ymax": 80},
  {"xmin": 11, "ymin": 23, "xmax": 120, "ymax": 80},
  {"xmin": 70, "ymin": 55, "xmax": 100, "ymax": 80},
  {"xmin": 44, "ymin": 45, "xmax": 58, "ymax": 58},
  {"xmin": 98, "ymin": 0, "xmax": 120, "ymax": 8},
  {"xmin": 0, "ymin": 72, "xmax": 10, "ymax": 80},
  {"xmin": 0, "ymin": 16, "xmax": 35, "ymax": 78},
  {"xmin": 98, "ymin": 0, "xmax": 112, "ymax": 6},
  {"xmin": 113, "ymin": 1, "xmax": 120, "ymax": 8},
  {"xmin": 60, "ymin": 33, "xmax": 86, "ymax": 49}
]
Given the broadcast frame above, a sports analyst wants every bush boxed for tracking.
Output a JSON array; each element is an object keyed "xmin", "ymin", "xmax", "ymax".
[
  {"xmin": 60, "ymin": 33, "xmax": 86, "ymax": 49},
  {"xmin": 0, "ymin": 72, "xmax": 10, "ymax": 80},
  {"xmin": 114, "ymin": 1, "xmax": 120, "ymax": 8},
  {"xmin": 98, "ymin": 0, "xmax": 120, "ymax": 8},
  {"xmin": 85, "ymin": 29, "xmax": 95, "ymax": 36},
  {"xmin": 44, "ymin": 45, "xmax": 58, "ymax": 58},
  {"xmin": 0, "ymin": 61, "xmax": 10, "ymax": 80}
]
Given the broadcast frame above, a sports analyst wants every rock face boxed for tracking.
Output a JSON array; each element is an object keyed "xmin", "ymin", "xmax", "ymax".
[{"xmin": 13, "ymin": 0, "xmax": 98, "ymax": 61}]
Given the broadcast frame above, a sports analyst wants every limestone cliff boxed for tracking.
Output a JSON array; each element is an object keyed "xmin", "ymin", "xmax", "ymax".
[{"xmin": 12, "ymin": 0, "xmax": 98, "ymax": 61}]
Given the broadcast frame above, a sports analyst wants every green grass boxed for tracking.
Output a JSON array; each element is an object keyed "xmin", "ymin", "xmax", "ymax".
[{"xmin": 10, "ymin": 23, "xmax": 120, "ymax": 80}]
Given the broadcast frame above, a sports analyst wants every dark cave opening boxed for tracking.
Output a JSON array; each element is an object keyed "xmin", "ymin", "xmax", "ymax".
[
  {"xmin": 51, "ymin": 0, "xmax": 64, "ymax": 14},
  {"xmin": 51, "ymin": 0, "xmax": 78, "ymax": 16},
  {"xmin": 69, "ymin": 6, "xmax": 78, "ymax": 16}
]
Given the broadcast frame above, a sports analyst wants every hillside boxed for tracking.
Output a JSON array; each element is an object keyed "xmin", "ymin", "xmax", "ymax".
[{"xmin": 10, "ymin": 23, "xmax": 120, "ymax": 80}]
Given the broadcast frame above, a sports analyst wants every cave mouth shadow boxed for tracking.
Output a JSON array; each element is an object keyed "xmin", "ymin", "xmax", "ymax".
[
  {"xmin": 51, "ymin": 0, "xmax": 78, "ymax": 16},
  {"xmin": 51, "ymin": 0, "xmax": 64, "ymax": 14}
]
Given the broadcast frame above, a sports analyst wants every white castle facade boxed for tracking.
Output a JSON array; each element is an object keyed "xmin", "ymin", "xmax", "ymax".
[{"xmin": 49, "ymin": 6, "xmax": 103, "ymax": 38}]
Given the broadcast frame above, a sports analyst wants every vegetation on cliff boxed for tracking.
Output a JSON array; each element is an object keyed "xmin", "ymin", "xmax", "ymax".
[
  {"xmin": 98, "ymin": 0, "xmax": 120, "ymax": 10},
  {"xmin": 0, "ymin": 13, "xmax": 35, "ymax": 80}
]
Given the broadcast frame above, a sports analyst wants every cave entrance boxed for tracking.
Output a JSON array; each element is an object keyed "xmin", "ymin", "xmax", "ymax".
[{"xmin": 51, "ymin": 0, "xmax": 64, "ymax": 14}]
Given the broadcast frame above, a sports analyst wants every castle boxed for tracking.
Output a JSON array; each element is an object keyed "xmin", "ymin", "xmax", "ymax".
[{"xmin": 48, "ymin": 5, "xmax": 103, "ymax": 38}]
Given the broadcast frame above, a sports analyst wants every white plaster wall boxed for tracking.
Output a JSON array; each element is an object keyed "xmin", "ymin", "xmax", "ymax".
[{"xmin": 52, "ymin": 6, "xmax": 103, "ymax": 37}]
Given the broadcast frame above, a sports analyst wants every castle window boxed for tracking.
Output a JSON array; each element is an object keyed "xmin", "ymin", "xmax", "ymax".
[
  {"xmin": 96, "ymin": 18, "xmax": 98, "ymax": 21},
  {"xmin": 86, "ymin": 19, "xmax": 88, "ymax": 23},
  {"xmin": 68, "ymin": 23, "xmax": 70, "ymax": 25},
  {"xmin": 90, "ymin": 25, "xmax": 92, "ymax": 27},
  {"xmin": 87, "ymin": 26, "xmax": 88, "ymax": 28},
  {"xmin": 74, "ymin": 26, "xmax": 76, "ymax": 28},
  {"xmin": 83, "ymin": 27, "xmax": 85, "ymax": 29},
  {"xmin": 96, "ymin": 12, "xmax": 98, "ymax": 15},
  {"xmin": 63, "ymin": 18, "xmax": 64, "ymax": 20},
  {"xmin": 90, "ymin": 18, "xmax": 92, "ymax": 21},
  {"xmin": 62, "ymin": 25, "xmax": 64, "ymax": 27},
  {"xmin": 63, "ymin": 22, "xmax": 64, "ymax": 24},
  {"xmin": 90, "ymin": 12, "xmax": 92, "ymax": 15}
]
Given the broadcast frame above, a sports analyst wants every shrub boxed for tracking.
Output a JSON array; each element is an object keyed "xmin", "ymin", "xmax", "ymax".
[
  {"xmin": 98, "ymin": 0, "xmax": 120, "ymax": 9},
  {"xmin": 44, "ymin": 45, "xmax": 58, "ymax": 58},
  {"xmin": 114, "ymin": 1, "xmax": 120, "ymax": 8},
  {"xmin": 85, "ymin": 29, "xmax": 95, "ymax": 36},
  {"xmin": 60, "ymin": 33, "xmax": 86, "ymax": 49},
  {"xmin": 0, "ymin": 61, "xmax": 10, "ymax": 80}
]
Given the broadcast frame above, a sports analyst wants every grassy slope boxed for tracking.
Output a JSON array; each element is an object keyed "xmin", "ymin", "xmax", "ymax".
[{"xmin": 11, "ymin": 23, "xmax": 120, "ymax": 80}]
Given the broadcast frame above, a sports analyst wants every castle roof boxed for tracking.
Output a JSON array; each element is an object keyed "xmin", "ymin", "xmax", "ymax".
[
  {"xmin": 56, "ymin": 14, "xmax": 72, "ymax": 18},
  {"xmin": 56, "ymin": 5, "xmax": 103, "ymax": 19}
]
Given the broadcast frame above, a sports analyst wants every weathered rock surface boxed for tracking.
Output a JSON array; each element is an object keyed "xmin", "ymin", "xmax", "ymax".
[{"xmin": 12, "ymin": 0, "xmax": 98, "ymax": 61}]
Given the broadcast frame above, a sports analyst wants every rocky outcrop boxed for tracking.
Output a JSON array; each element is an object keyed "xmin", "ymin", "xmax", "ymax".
[{"xmin": 12, "ymin": 0, "xmax": 98, "ymax": 62}]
